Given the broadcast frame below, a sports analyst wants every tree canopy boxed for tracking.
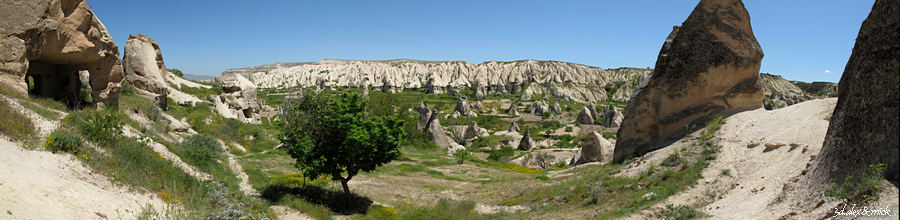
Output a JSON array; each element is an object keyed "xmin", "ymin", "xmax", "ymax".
[{"xmin": 280, "ymin": 92, "xmax": 405, "ymax": 195}]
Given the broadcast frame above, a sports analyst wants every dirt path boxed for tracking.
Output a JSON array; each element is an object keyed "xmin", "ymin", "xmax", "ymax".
[
  {"xmin": 621, "ymin": 98, "xmax": 899, "ymax": 219},
  {"xmin": 0, "ymin": 137, "xmax": 166, "ymax": 220}
]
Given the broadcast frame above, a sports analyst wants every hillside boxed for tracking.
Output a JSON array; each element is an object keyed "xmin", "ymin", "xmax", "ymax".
[{"xmin": 216, "ymin": 59, "xmax": 652, "ymax": 103}]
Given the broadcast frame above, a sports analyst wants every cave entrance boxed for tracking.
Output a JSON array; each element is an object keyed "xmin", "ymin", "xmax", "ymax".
[
  {"xmin": 25, "ymin": 59, "xmax": 87, "ymax": 108},
  {"xmin": 242, "ymin": 108, "xmax": 253, "ymax": 119}
]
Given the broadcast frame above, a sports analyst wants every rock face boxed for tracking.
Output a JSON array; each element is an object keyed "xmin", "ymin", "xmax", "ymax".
[
  {"xmin": 570, "ymin": 132, "xmax": 614, "ymax": 165},
  {"xmin": 1, "ymin": 0, "xmax": 124, "ymax": 107},
  {"xmin": 124, "ymin": 34, "xmax": 168, "ymax": 96},
  {"xmin": 576, "ymin": 106, "xmax": 594, "ymax": 125},
  {"xmin": 517, "ymin": 127, "xmax": 534, "ymax": 151},
  {"xmin": 529, "ymin": 100, "xmax": 549, "ymax": 115},
  {"xmin": 221, "ymin": 59, "xmax": 649, "ymax": 102},
  {"xmin": 615, "ymin": 0, "xmax": 765, "ymax": 162},
  {"xmin": 600, "ymin": 105, "xmax": 623, "ymax": 127},
  {"xmin": 207, "ymin": 73, "xmax": 260, "ymax": 123},
  {"xmin": 805, "ymin": 0, "xmax": 900, "ymax": 192}
]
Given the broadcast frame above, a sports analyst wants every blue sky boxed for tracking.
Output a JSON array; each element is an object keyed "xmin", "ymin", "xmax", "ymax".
[{"xmin": 89, "ymin": 0, "xmax": 875, "ymax": 83}]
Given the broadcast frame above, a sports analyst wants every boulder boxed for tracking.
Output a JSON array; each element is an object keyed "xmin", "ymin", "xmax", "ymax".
[
  {"xmin": 208, "ymin": 73, "xmax": 261, "ymax": 123},
  {"xmin": 506, "ymin": 104, "xmax": 519, "ymax": 116},
  {"xmin": 615, "ymin": 0, "xmax": 765, "ymax": 162},
  {"xmin": 424, "ymin": 109, "xmax": 457, "ymax": 149},
  {"xmin": 124, "ymin": 34, "xmax": 168, "ymax": 96},
  {"xmin": 1, "ymin": 0, "xmax": 124, "ymax": 107},
  {"xmin": 517, "ymin": 127, "xmax": 534, "ymax": 151},
  {"xmin": 570, "ymin": 132, "xmax": 614, "ymax": 165},
  {"xmin": 805, "ymin": 0, "xmax": 900, "ymax": 194},
  {"xmin": 600, "ymin": 105, "xmax": 623, "ymax": 127},
  {"xmin": 470, "ymin": 101, "xmax": 484, "ymax": 113},
  {"xmin": 576, "ymin": 106, "xmax": 594, "ymax": 125},
  {"xmin": 551, "ymin": 101, "xmax": 562, "ymax": 113},
  {"xmin": 529, "ymin": 100, "xmax": 549, "ymax": 115},
  {"xmin": 447, "ymin": 143, "xmax": 466, "ymax": 156},
  {"xmin": 509, "ymin": 121, "xmax": 520, "ymax": 132}
]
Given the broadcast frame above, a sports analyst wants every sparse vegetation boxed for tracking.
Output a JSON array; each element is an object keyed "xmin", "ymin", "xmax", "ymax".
[
  {"xmin": 824, "ymin": 163, "xmax": 886, "ymax": 202},
  {"xmin": 659, "ymin": 204, "xmax": 709, "ymax": 220},
  {"xmin": 46, "ymin": 130, "xmax": 84, "ymax": 154}
]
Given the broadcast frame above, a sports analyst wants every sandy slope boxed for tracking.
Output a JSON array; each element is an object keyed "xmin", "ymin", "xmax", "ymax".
[
  {"xmin": 621, "ymin": 98, "xmax": 899, "ymax": 219},
  {"xmin": 0, "ymin": 138, "xmax": 165, "ymax": 220}
]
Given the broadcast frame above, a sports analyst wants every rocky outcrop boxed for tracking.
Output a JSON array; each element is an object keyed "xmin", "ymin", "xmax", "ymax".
[
  {"xmin": 417, "ymin": 102, "xmax": 431, "ymax": 131},
  {"xmin": 529, "ymin": 99, "xmax": 549, "ymax": 115},
  {"xmin": 576, "ymin": 106, "xmax": 594, "ymax": 125},
  {"xmin": 586, "ymin": 102, "xmax": 599, "ymax": 121},
  {"xmin": 452, "ymin": 97, "xmax": 476, "ymax": 117},
  {"xmin": 804, "ymin": 0, "xmax": 900, "ymax": 195},
  {"xmin": 760, "ymin": 73, "xmax": 814, "ymax": 110},
  {"xmin": 124, "ymin": 34, "xmax": 168, "ymax": 96},
  {"xmin": 464, "ymin": 121, "xmax": 488, "ymax": 140},
  {"xmin": 600, "ymin": 105, "xmax": 623, "ymax": 127},
  {"xmin": 223, "ymin": 59, "xmax": 649, "ymax": 102},
  {"xmin": 517, "ymin": 127, "xmax": 534, "ymax": 151},
  {"xmin": 615, "ymin": 0, "xmax": 765, "ymax": 162},
  {"xmin": 207, "ymin": 73, "xmax": 260, "ymax": 123},
  {"xmin": 791, "ymin": 81, "xmax": 837, "ymax": 97},
  {"xmin": 570, "ymin": 132, "xmax": 614, "ymax": 165},
  {"xmin": 423, "ymin": 109, "xmax": 462, "ymax": 150},
  {"xmin": 2, "ymin": 0, "xmax": 124, "ymax": 107},
  {"xmin": 506, "ymin": 104, "xmax": 519, "ymax": 116}
]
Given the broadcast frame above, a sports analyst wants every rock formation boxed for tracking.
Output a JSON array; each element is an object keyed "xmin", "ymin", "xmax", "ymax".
[
  {"xmin": 551, "ymin": 101, "xmax": 562, "ymax": 113},
  {"xmin": 1, "ymin": 0, "xmax": 124, "ymax": 107},
  {"xmin": 207, "ymin": 73, "xmax": 260, "ymax": 123},
  {"xmin": 509, "ymin": 121, "xmax": 520, "ymax": 132},
  {"xmin": 570, "ymin": 132, "xmax": 614, "ymax": 165},
  {"xmin": 452, "ymin": 97, "xmax": 476, "ymax": 117},
  {"xmin": 585, "ymin": 102, "xmax": 599, "ymax": 121},
  {"xmin": 804, "ymin": 0, "xmax": 899, "ymax": 196},
  {"xmin": 417, "ymin": 102, "xmax": 431, "ymax": 131},
  {"xmin": 615, "ymin": 0, "xmax": 765, "ymax": 162},
  {"xmin": 760, "ymin": 73, "xmax": 839, "ymax": 110},
  {"xmin": 529, "ymin": 100, "xmax": 549, "ymax": 115},
  {"xmin": 600, "ymin": 105, "xmax": 623, "ymax": 127},
  {"xmin": 123, "ymin": 34, "xmax": 168, "ymax": 97},
  {"xmin": 464, "ymin": 121, "xmax": 484, "ymax": 140},
  {"xmin": 423, "ymin": 109, "xmax": 459, "ymax": 149},
  {"xmin": 506, "ymin": 104, "xmax": 519, "ymax": 116},
  {"xmin": 517, "ymin": 127, "xmax": 534, "ymax": 151},
  {"xmin": 576, "ymin": 106, "xmax": 594, "ymax": 125},
  {"xmin": 220, "ymin": 59, "xmax": 650, "ymax": 102}
]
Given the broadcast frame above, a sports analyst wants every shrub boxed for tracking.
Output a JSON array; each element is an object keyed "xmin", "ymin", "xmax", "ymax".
[
  {"xmin": 177, "ymin": 134, "xmax": 222, "ymax": 167},
  {"xmin": 565, "ymin": 126, "xmax": 573, "ymax": 132},
  {"xmin": 70, "ymin": 109, "xmax": 123, "ymax": 145},
  {"xmin": 533, "ymin": 151, "xmax": 556, "ymax": 169},
  {"xmin": 487, "ymin": 146, "xmax": 516, "ymax": 162},
  {"xmin": 46, "ymin": 131, "xmax": 83, "ymax": 154},
  {"xmin": 824, "ymin": 163, "xmax": 886, "ymax": 202},
  {"xmin": 120, "ymin": 80, "xmax": 135, "ymax": 96}
]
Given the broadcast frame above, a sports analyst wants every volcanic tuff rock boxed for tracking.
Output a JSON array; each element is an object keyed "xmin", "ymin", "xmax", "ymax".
[
  {"xmin": 509, "ymin": 121, "xmax": 520, "ymax": 132},
  {"xmin": 220, "ymin": 59, "xmax": 650, "ymax": 103},
  {"xmin": 124, "ymin": 34, "xmax": 168, "ymax": 96},
  {"xmin": 518, "ymin": 127, "xmax": 534, "ymax": 151},
  {"xmin": 529, "ymin": 99, "xmax": 549, "ymax": 115},
  {"xmin": 1, "ymin": 0, "xmax": 124, "ymax": 106},
  {"xmin": 551, "ymin": 101, "xmax": 562, "ymax": 113},
  {"xmin": 585, "ymin": 102, "xmax": 599, "ymax": 121},
  {"xmin": 600, "ymin": 105, "xmax": 623, "ymax": 127},
  {"xmin": 576, "ymin": 106, "xmax": 594, "ymax": 125},
  {"xmin": 207, "ymin": 73, "xmax": 261, "ymax": 123},
  {"xmin": 424, "ymin": 109, "xmax": 460, "ymax": 149},
  {"xmin": 570, "ymin": 132, "xmax": 614, "ymax": 165},
  {"xmin": 464, "ymin": 121, "xmax": 488, "ymax": 140},
  {"xmin": 615, "ymin": 0, "xmax": 765, "ymax": 162},
  {"xmin": 506, "ymin": 103, "xmax": 519, "ymax": 116},
  {"xmin": 804, "ymin": 0, "xmax": 899, "ymax": 196},
  {"xmin": 759, "ymin": 73, "xmax": 838, "ymax": 110}
]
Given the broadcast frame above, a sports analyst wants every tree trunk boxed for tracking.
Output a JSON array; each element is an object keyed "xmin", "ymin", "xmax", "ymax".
[{"xmin": 340, "ymin": 178, "xmax": 351, "ymax": 196}]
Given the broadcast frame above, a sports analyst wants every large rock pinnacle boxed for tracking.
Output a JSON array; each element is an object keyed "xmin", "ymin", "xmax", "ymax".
[{"xmin": 614, "ymin": 0, "xmax": 764, "ymax": 162}]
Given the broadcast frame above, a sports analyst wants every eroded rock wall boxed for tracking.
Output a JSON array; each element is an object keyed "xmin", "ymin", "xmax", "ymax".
[{"xmin": 1, "ymin": 0, "xmax": 124, "ymax": 107}]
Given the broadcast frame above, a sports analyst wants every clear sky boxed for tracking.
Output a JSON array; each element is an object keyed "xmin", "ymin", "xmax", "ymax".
[{"xmin": 88, "ymin": 0, "xmax": 875, "ymax": 83}]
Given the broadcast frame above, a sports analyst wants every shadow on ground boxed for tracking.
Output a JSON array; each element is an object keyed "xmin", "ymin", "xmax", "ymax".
[{"xmin": 260, "ymin": 184, "xmax": 373, "ymax": 215}]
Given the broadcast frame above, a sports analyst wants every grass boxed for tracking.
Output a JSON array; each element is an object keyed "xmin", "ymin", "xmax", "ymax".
[
  {"xmin": 659, "ymin": 204, "xmax": 709, "ymax": 220},
  {"xmin": 824, "ymin": 163, "xmax": 887, "ymax": 203},
  {"xmin": 0, "ymin": 97, "xmax": 35, "ymax": 142}
]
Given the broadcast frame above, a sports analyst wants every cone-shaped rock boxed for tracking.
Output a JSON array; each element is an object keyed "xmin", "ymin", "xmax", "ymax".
[
  {"xmin": 614, "ymin": 0, "xmax": 764, "ymax": 162},
  {"xmin": 417, "ymin": 102, "xmax": 432, "ymax": 131},
  {"xmin": 425, "ymin": 109, "xmax": 456, "ymax": 148},
  {"xmin": 464, "ymin": 121, "xmax": 481, "ymax": 139},
  {"xmin": 518, "ymin": 127, "xmax": 534, "ymax": 151},
  {"xmin": 551, "ymin": 101, "xmax": 562, "ymax": 113},
  {"xmin": 804, "ymin": 0, "xmax": 900, "ymax": 194},
  {"xmin": 509, "ymin": 121, "xmax": 520, "ymax": 132},
  {"xmin": 507, "ymin": 104, "xmax": 519, "ymax": 116},
  {"xmin": 600, "ymin": 105, "xmax": 623, "ymax": 127}
]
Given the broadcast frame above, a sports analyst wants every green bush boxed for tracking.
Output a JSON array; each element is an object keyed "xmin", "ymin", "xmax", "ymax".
[
  {"xmin": 46, "ymin": 131, "xmax": 84, "ymax": 154},
  {"xmin": 177, "ymin": 134, "xmax": 222, "ymax": 168},
  {"xmin": 565, "ymin": 126, "xmax": 573, "ymax": 132},
  {"xmin": 824, "ymin": 163, "xmax": 886, "ymax": 202},
  {"xmin": 70, "ymin": 109, "xmax": 123, "ymax": 145},
  {"xmin": 486, "ymin": 146, "xmax": 516, "ymax": 162}
]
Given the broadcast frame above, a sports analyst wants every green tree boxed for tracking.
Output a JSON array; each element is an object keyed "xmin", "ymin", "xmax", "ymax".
[{"xmin": 280, "ymin": 92, "xmax": 405, "ymax": 195}]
